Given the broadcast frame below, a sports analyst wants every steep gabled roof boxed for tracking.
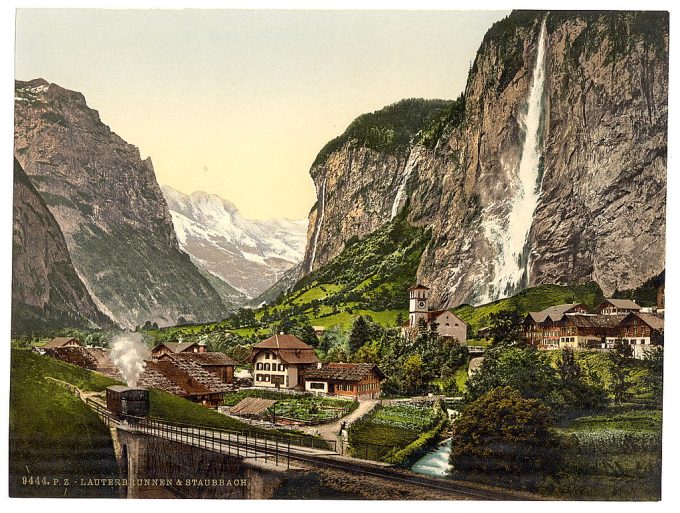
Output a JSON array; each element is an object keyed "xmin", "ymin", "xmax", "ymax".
[
  {"xmin": 598, "ymin": 298, "xmax": 641, "ymax": 310},
  {"xmin": 253, "ymin": 334, "xmax": 312, "ymax": 350},
  {"xmin": 44, "ymin": 346, "xmax": 97, "ymax": 370},
  {"xmin": 305, "ymin": 363, "xmax": 385, "ymax": 382},
  {"xmin": 561, "ymin": 314, "xmax": 625, "ymax": 328},
  {"xmin": 251, "ymin": 334, "xmax": 318, "ymax": 364},
  {"xmin": 620, "ymin": 312, "xmax": 665, "ymax": 331},
  {"xmin": 151, "ymin": 341, "xmax": 200, "ymax": 354},
  {"xmin": 526, "ymin": 303, "xmax": 587, "ymax": 324},
  {"xmin": 140, "ymin": 355, "xmax": 229, "ymax": 396},
  {"xmin": 43, "ymin": 337, "xmax": 81, "ymax": 349},
  {"xmin": 138, "ymin": 364, "xmax": 187, "ymax": 396}
]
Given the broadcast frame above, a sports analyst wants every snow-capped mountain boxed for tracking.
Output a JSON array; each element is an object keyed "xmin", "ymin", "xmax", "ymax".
[{"xmin": 161, "ymin": 185, "xmax": 308, "ymax": 298}]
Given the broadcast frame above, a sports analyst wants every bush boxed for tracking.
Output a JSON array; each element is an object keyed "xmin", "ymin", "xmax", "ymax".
[
  {"xmin": 387, "ymin": 416, "xmax": 449, "ymax": 467},
  {"xmin": 450, "ymin": 386, "xmax": 560, "ymax": 490}
]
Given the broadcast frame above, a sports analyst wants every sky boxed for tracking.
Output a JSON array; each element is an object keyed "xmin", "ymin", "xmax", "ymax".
[{"xmin": 15, "ymin": 9, "xmax": 508, "ymax": 220}]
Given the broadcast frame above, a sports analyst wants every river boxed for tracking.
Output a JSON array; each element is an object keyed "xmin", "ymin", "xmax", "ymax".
[{"xmin": 410, "ymin": 438, "xmax": 452, "ymax": 477}]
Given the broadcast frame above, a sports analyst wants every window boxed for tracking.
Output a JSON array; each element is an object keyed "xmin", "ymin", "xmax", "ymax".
[
  {"xmin": 256, "ymin": 374, "xmax": 262, "ymax": 382},
  {"xmin": 278, "ymin": 364, "xmax": 285, "ymax": 371},
  {"xmin": 265, "ymin": 352, "xmax": 271, "ymax": 359},
  {"xmin": 264, "ymin": 374, "xmax": 271, "ymax": 382},
  {"xmin": 310, "ymin": 382, "xmax": 325, "ymax": 390},
  {"xmin": 264, "ymin": 363, "xmax": 270, "ymax": 371},
  {"xmin": 256, "ymin": 363, "xmax": 263, "ymax": 370}
]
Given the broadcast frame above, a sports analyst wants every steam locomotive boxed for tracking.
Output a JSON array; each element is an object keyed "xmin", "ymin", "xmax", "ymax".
[{"xmin": 106, "ymin": 385, "xmax": 149, "ymax": 419}]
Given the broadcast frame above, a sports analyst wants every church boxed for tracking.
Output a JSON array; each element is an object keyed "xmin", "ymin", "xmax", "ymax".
[{"xmin": 404, "ymin": 284, "xmax": 468, "ymax": 343}]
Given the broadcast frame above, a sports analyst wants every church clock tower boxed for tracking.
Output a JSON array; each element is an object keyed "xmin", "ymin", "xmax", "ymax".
[{"xmin": 408, "ymin": 284, "xmax": 430, "ymax": 328}]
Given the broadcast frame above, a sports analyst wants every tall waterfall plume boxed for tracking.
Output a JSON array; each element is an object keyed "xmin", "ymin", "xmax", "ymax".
[
  {"xmin": 307, "ymin": 178, "xmax": 327, "ymax": 273},
  {"xmin": 390, "ymin": 151, "xmax": 414, "ymax": 219},
  {"xmin": 482, "ymin": 17, "xmax": 548, "ymax": 302}
]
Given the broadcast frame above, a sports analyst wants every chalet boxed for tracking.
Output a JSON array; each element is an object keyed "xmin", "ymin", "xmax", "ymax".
[
  {"xmin": 522, "ymin": 302, "xmax": 664, "ymax": 358},
  {"xmin": 151, "ymin": 340, "xmax": 207, "ymax": 358},
  {"xmin": 42, "ymin": 337, "xmax": 82, "ymax": 351},
  {"xmin": 44, "ymin": 346, "xmax": 98, "ymax": 370},
  {"xmin": 159, "ymin": 351, "xmax": 237, "ymax": 384},
  {"xmin": 42, "ymin": 345, "xmax": 121, "ymax": 379},
  {"xmin": 553, "ymin": 314, "xmax": 624, "ymax": 350},
  {"xmin": 523, "ymin": 303, "xmax": 589, "ymax": 347},
  {"xmin": 304, "ymin": 363, "xmax": 384, "ymax": 399},
  {"xmin": 596, "ymin": 298, "xmax": 641, "ymax": 316},
  {"xmin": 405, "ymin": 284, "xmax": 468, "ymax": 343},
  {"xmin": 250, "ymin": 333, "xmax": 319, "ymax": 389},
  {"xmin": 618, "ymin": 312, "xmax": 664, "ymax": 358},
  {"xmin": 139, "ymin": 354, "xmax": 229, "ymax": 408}
]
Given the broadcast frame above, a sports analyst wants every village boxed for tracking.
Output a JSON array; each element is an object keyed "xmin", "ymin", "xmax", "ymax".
[{"xmin": 32, "ymin": 283, "xmax": 665, "ymax": 458}]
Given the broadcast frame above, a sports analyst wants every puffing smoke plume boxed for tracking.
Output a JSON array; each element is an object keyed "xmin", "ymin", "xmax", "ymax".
[{"xmin": 109, "ymin": 333, "xmax": 149, "ymax": 387}]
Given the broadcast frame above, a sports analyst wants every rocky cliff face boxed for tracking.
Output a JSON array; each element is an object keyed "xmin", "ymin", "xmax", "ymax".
[
  {"xmin": 14, "ymin": 79, "xmax": 227, "ymax": 328},
  {"xmin": 300, "ymin": 98, "xmax": 453, "ymax": 274},
  {"xmin": 162, "ymin": 185, "xmax": 307, "ymax": 299},
  {"xmin": 301, "ymin": 11, "xmax": 668, "ymax": 308},
  {"xmin": 12, "ymin": 158, "xmax": 111, "ymax": 333}
]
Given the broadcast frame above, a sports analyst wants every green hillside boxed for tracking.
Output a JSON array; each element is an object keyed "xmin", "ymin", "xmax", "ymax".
[
  {"xmin": 454, "ymin": 282, "xmax": 605, "ymax": 334},
  {"xmin": 9, "ymin": 349, "xmax": 120, "ymax": 497},
  {"xmin": 271, "ymin": 209, "xmax": 429, "ymax": 320},
  {"xmin": 144, "ymin": 211, "xmax": 428, "ymax": 345},
  {"xmin": 9, "ymin": 349, "xmax": 315, "ymax": 497}
]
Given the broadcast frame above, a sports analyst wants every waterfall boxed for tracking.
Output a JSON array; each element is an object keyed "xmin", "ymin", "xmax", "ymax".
[
  {"xmin": 307, "ymin": 178, "xmax": 327, "ymax": 273},
  {"xmin": 482, "ymin": 18, "xmax": 548, "ymax": 302},
  {"xmin": 390, "ymin": 153, "xmax": 414, "ymax": 220}
]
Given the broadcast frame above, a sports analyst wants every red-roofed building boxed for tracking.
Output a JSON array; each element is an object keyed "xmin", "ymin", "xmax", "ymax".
[
  {"xmin": 304, "ymin": 363, "xmax": 384, "ymax": 399},
  {"xmin": 250, "ymin": 333, "xmax": 319, "ymax": 389},
  {"xmin": 139, "ymin": 355, "xmax": 229, "ymax": 408}
]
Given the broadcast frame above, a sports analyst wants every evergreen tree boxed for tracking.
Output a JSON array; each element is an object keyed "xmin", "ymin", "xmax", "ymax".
[
  {"xmin": 641, "ymin": 347, "xmax": 663, "ymax": 406},
  {"xmin": 558, "ymin": 348, "xmax": 607, "ymax": 412},
  {"xmin": 609, "ymin": 341, "xmax": 634, "ymax": 404},
  {"xmin": 348, "ymin": 315, "xmax": 371, "ymax": 354}
]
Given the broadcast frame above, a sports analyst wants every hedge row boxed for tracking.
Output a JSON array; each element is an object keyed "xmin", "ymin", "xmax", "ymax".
[{"xmin": 386, "ymin": 415, "xmax": 449, "ymax": 467}]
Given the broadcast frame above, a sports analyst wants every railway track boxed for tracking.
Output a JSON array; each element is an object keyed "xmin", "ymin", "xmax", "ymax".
[
  {"xmin": 88, "ymin": 399, "xmax": 534, "ymax": 501},
  {"xmin": 288, "ymin": 451, "xmax": 533, "ymax": 501}
]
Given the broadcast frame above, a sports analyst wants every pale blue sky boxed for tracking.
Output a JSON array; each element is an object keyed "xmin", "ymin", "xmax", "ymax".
[{"xmin": 15, "ymin": 9, "xmax": 508, "ymax": 219}]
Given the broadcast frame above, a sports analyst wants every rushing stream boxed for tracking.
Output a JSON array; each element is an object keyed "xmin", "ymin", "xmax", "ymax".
[{"xmin": 411, "ymin": 438, "xmax": 452, "ymax": 477}]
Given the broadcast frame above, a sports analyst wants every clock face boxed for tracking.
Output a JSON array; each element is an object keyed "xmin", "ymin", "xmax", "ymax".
[{"xmin": 418, "ymin": 300, "xmax": 426, "ymax": 309}]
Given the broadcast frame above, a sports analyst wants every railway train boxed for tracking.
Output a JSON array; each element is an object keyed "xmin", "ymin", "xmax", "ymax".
[{"xmin": 106, "ymin": 385, "xmax": 150, "ymax": 419}]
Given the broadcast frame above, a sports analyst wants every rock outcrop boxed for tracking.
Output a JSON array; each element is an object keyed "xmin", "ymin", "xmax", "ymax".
[
  {"xmin": 12, "ymin": 158, "xmax": 111, "ymax": 333},
  {"xmin": 301, "ymin": 11, "xmax": 668, "ymax": 308},
  {"xmin": 14, "ymin": 79, "xmax": 228, "ymax": 328}
]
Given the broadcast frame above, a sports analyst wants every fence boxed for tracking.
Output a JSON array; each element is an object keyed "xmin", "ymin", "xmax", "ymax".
[
  {"xmin": 45, "ymin": 376, "xmax": 86, "ymax": 400},
  {"xmin": 347, "ymin": 441, "xmax": 402, "ymax": 462},
  {"xmin": 86, "ymin": 398, "xmax": 335, "ymax": 456}
]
